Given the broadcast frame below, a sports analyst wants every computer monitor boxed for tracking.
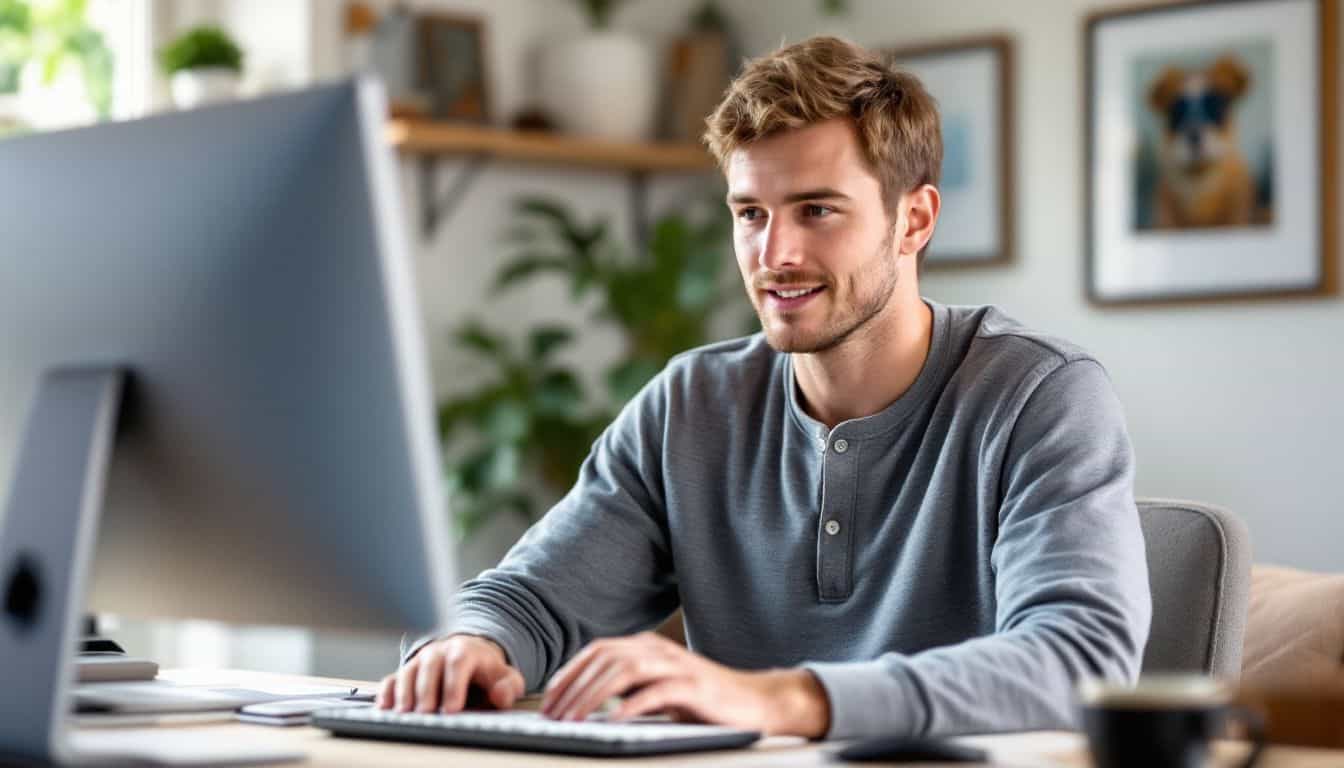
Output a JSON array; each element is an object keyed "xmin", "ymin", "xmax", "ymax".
[{"xmin": 0, "ymin": 79, "xmax": 453, "ymax": 760}]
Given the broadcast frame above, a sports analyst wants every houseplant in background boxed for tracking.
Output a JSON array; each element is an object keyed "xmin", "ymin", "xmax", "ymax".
[
  {"xmin": 0, "ymin": 0, "xmax": 113, "ymax": 132},
  {"xmin": 438, "ymin": 196, "xmax": 745, "ymax": 538},
  {"xmin": 159, "ymin": 25, "xmax": 243, "ymax": 110},
  {"xmin": 537, "ymin": 0, "xmax": 658, "ymax": 141}
]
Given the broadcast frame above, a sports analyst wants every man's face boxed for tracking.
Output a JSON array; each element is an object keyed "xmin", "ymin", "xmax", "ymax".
[{"xmin": 726, "ymin": 118, "xmax": 904, "ymax": 354}]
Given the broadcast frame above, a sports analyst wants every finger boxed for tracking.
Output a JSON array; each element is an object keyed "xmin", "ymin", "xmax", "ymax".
[
  {"xmin": 477, "ymin": 663, "xmax": 526, "ymax": 710},
  {"xmin": 613, "ymin": 680, "xmax": 698, "ymax": 722},
  {"xmin": 557, "ymin": 657, "xmax": 632, "ymax": 721},
  {"xmin": 440, "ymin": 650, "xmax": 477, "ymax": 713},
  {"xmin": 542, "ymin": 642, "xmax": 606, "ymax": 715},
  {"xmin": 488, "ymin": 670, "xmax": 526, "ymax": 710},
  {"xmin": 414, "ymin": 648, "xmax": 445, "ymax": 712},
  {"xmin": 395, "ymin": 659, "xmax": 420, "ymax": 712},
  {"xmin": 550, "ymin": 647, "xmax": 643, "ymax": 721},
  {"xmin": 560, "ymin": 651, "xmax": 679, "ymax": 722},
  {"xmin": 375, "ymin": 673, "xmax": 396, "ymax": 709}
]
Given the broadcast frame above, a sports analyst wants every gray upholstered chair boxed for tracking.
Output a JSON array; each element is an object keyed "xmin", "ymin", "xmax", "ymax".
[{"xmin": 1138, "ymin": 498, "xmax": 1252, "ymax": 678}]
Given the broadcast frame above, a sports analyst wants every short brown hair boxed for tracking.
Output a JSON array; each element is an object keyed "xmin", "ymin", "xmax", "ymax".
[{"xmin": 704, "ymin": 36, "xmax": 942, "ymax": 245}]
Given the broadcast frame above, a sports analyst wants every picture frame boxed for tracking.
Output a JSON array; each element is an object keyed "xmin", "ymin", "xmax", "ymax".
[
  {"xmin": 416, "ymin": 13, "xmax": 490, "ymax": 122},
  {"xmin": 888, "ymin": 35, "xmax": 1015, "ymax": 268},
  {"xmin": 1085, "ymin": 0, "xmax": 1338, "ymax": 305}
]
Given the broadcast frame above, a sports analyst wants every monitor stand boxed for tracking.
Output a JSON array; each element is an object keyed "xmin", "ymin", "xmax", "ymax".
[
  {"xmin": 0, "ymin": 367, "xmax": 123, "ymax": 763},
  {"xmin": 0, "ymin": 368, "xmax": 303, "ymax": 766}
]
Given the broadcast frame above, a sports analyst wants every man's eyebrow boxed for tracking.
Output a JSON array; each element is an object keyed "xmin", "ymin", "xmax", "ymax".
[{"xmin": 727, "ymin": 188, "xmax": 852, "ymax": 204}]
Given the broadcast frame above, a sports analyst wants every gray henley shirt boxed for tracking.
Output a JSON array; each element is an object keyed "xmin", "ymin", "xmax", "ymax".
[{"xmin": 430, "ymin": 300, "xmax": 1152, "ymax": 739}]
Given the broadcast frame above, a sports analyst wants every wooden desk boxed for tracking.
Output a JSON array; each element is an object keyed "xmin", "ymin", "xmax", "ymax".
[{"xmin": 83, "ymin": 670, "xmax": 1342, "ymax": 767}]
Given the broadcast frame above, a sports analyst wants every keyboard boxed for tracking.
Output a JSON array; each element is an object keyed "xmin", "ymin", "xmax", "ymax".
[{"xmin": 312, "ymin": 708, "xmax": 761, "ymax": 757}]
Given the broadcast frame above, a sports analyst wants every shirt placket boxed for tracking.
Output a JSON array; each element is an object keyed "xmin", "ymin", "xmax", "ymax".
[{"xmin": 816, "ymin": 429, "xmax": 858, "ymax": 602}]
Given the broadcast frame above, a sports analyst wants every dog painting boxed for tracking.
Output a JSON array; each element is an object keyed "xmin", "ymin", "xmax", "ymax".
[{"xmin": 1131, "ymin": 44, "xmax": 1276, "ymax": 231}]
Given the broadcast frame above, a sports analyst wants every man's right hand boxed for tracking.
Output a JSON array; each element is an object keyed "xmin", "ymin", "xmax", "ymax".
[{"xmin": 376, "ymin": 634, "xmax": 526, "ymax": 713}]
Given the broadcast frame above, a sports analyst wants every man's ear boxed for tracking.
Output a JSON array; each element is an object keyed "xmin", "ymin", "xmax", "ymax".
[{"xmin": 898, "ymin": 184, "xmax": 940, "ymax": 258}]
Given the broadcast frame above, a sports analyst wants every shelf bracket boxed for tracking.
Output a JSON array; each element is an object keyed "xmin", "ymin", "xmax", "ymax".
[{"xmin": 417, "ymin": 154, "xmax": 490, "ymax": 238}]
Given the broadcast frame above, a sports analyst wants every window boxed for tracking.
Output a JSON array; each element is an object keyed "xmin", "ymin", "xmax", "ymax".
[{"xmin": 0, "ymin": 0, "xmax": 151, "ymax": 132}]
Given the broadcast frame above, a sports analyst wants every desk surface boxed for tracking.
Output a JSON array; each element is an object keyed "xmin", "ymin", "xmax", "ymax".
[{"xmin": 95, "ymin": 670, "xmax": 1340, "ymax": 767}]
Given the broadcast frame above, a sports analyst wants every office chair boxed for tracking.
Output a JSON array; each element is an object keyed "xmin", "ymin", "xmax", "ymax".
[{"xmin": 1138, "ymin": 498, "xmax": 1252, "ymax": 678}]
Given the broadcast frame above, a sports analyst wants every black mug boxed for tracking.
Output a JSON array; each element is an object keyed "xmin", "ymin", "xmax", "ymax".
[{"xmin": 1079, "ymin": 675, "xmax": 1264, "ymax": 768}]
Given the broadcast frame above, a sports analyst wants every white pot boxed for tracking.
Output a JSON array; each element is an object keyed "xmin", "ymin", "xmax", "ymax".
[
  {"xmin": 170, "ymin": 68, "xmax": 240, "ymax": 110},
  {"xmin": 537, "ymin": 32, "xmax": 658, "ymax": 142}
]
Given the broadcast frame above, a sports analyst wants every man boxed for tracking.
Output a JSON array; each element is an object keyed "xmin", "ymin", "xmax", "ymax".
[{"xmin": 377, "ymin": 36, "xmax": 1151, "ymax": 740}]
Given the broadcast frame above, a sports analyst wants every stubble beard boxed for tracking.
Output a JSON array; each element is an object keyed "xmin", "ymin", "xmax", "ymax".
[{"xmin": 756, "ymin": 230, "xmax": 900, "ymax": 354}]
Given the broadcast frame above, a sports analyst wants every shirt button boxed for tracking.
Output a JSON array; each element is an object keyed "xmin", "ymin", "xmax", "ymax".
[
  {"xmin": 825, "ymin": 519, "xmax": 841, "ymax": 536},
  {"xmin": 833, "ymin": 439, "xmax": 849, "ymax": 454}
]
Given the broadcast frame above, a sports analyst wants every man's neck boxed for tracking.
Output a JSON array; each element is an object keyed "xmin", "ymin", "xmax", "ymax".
[{"xmin": 791, "ymin": 294, "xmax": 933, "ymax": 430}]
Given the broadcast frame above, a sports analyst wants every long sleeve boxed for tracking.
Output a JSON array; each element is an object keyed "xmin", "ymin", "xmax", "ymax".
[
  {"xmin": 803, "ymin": 359, "xmax": 1152, "ymax": 739},
  {"xmin": 420, "ymin": 378, "xmax": 680, "ymax": 692}
]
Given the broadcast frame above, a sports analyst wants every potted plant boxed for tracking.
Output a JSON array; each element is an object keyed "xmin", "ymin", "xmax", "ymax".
[
  {"xmin": 438, "ymin": 195, "xmax": 747, "ymax": 542},
  {"xmin": 0, "ymin": 0, "xmax": 113, "ymax": 130},
  {"xmin": 537, "ymin": 0, "xmax": 658, "ymax": 141},
  {"xmin": 159, "ymin": 25, "xmax": 243, "ymax": 110}
]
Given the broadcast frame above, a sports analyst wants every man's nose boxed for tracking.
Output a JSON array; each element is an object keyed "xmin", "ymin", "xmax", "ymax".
[{"xmin": 758, "ymin": 218, "xmax": 803, "ymax": 272}]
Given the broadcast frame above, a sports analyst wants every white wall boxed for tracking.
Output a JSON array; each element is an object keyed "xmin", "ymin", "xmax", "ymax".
[{"xmin": 721, "ymin": 0, "xmax": 1344, "ymax": 570}]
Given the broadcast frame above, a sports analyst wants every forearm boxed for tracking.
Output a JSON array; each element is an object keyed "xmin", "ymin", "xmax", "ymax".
[{"xmin": 804, "ymin": 611, "xmax": 1145, "ymax": 739}]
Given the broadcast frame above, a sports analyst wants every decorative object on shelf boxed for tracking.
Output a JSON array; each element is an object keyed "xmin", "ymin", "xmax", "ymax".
[
  {"xmin": 342, "ymin": 2, "xmax": 377, "ymax": 73},
  {"xmin": 415, "ymin": 12, "xmax": 489, "ymax": 123},
  {"xmin": 663, "ymin": 1, "xmax": 737, "ymax": 143},
  {"xmin": 436, "ymin": 196, "xmax": 741, "ymax": 537},
  {"xmin": 888, "ymin": 35, "xmax": 1014, "ymax": 268},
  {"xmin": 159, "ymin": 25, "xmax": 243, "ymax": 110},
  {"xmin": 1085, "ymin": 0, "xmax": 1337, "ymax": 304},
  {"xmin": 537, "ymin": 0, "xmax": 658, "ymax": 141},
  {"xmin": 0, "ymin": 0, "xmax": 113, "ymax": 129}
]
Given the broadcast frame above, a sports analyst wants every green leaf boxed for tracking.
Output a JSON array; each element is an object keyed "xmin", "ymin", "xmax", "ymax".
[
  {"xmin": 455, "ymin": 321, "xmax": 509, "ymax": 360},
  {"xmin": 676, "ymin": 271, "xmax": 718, "ymax": 311},
  {"xmin": 0, "ymin": 60, "xmax": 17, "ymax": 93},
  {"xmin": 492, "ymin": 254, "xmax": 572, "ymax": 293},
  {"xmin": 158, "ymin": 25, "xmax": 242, "ymax": 75},
  {"xmin": 75, "ymin": 30, "xmax": 112, "ymax": 117},
  {"xmin": 483, "ymin": 443, "xmax": 522, "ymax": 489},
  {"xmin": 452, "ymin": 489, "xmax": 535, "ymax": 538},
  {"xmin": 606, "ymin": 358, "xmax": 662, "ymax": 403},
  {"xmin": 528, "ymin": 326, "xmax": 573, "ymax": 361},
  {"xmin": 436, "ymin": 399, "xmax": 474, "ymax": 439},
  {"xmin": 0, "ymin": 0, "xmax": 31, "ymax": 33},
  {"xmin": 483, "ymin": 399, "xmax": 530, "ymax": 442},
  {"xmin": 535, "ymin": 371, "xmax": 583, "ymax": 416}
]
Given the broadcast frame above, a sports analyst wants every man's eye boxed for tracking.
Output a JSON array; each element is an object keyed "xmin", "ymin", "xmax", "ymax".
[
  {"xmin": 804, "ymin": 204, "xmax": 833, "ymax": 218},
  {"xmin": 738, "ymin": 207, "xmax": 764, "ymax": 222}
]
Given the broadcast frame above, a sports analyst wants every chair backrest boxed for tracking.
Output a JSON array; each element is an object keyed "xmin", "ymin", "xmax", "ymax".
[{"xmin": 1138, "ymin": 498, "xmax": 1252, "ymax": 678}]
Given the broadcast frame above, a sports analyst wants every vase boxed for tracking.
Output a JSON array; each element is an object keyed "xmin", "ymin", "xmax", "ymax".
[
  {"xmin": 170, "ymin": 68, "xmax": 241, "ymax": 110},
  {"xmin": 537, "ymin": 32, "xmax": 658, "ymax": 142}
]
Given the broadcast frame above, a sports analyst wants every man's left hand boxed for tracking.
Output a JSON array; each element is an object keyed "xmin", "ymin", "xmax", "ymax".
[{"xmin": 540, "ymin": 631, "xmax": 831, "ymax": 738}]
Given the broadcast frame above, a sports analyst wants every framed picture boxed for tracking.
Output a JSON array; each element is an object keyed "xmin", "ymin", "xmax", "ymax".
[
  {"xmin": 1085, "ymin": 0, "xmax": 1338, "ymax": 304},
  {"xmin": 416, "ymin": 13, "xmax": 490, "ymax": 122},
  {"xmin": 889, "ymin": 36, "xmax": 1014, "ymax": 267}
]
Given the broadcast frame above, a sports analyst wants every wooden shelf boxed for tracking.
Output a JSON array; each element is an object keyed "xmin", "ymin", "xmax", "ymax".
[{"xmin": 386, "ymin": 120, "xmax": 715, "ymax": 173}]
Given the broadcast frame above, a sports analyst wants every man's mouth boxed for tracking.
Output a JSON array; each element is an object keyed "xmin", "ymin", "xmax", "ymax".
[
  {"xmin": 768, "ymin": 287, "xmax": 817, "ymax": 299},
  {"xmin": 764, "ymin": 285, "xmax": 825, "ymax": 309},
  {"xmin": 767, "ymin": 286, "xmax": 824, "ymax": 299}
]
